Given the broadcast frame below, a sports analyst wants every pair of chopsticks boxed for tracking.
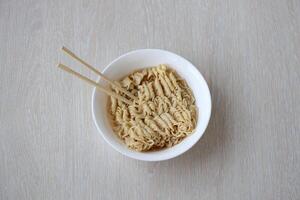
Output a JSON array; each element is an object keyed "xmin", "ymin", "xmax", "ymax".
[{"xmin": 58, "ymin": 47, "xmax": 136, "ymax": 104}]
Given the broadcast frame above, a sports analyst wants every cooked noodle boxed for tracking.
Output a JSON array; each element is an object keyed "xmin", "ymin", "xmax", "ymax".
[{"xmin": 108, "ymin": 64, "xmax": 197, "ymax": 151}]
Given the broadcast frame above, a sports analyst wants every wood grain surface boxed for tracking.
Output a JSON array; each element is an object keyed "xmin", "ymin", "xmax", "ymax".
[{"xmin": 0, "ymin": 0, "xmax": 299, "ymax": 199}]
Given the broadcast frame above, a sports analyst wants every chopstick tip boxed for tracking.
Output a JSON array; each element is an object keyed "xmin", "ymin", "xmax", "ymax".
[{"xmin": 57, "ymin": 63, "xmax": 65, "ymax": 69}]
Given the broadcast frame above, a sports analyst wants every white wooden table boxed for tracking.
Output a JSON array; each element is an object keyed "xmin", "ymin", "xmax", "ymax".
[{"xmin": 0, "ymin": 0, "xmax": 299, "ymax": 199}]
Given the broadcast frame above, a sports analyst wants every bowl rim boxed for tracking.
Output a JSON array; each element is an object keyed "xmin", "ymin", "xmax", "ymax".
[{"xmin": 91, "ymin": 48, "xmax": 212, "ymax": 161}]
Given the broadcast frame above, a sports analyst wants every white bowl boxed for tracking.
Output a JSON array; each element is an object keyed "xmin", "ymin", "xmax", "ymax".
[{"xmin": 92, "ymin": 49, "xmax": 211, "ymax": 161}]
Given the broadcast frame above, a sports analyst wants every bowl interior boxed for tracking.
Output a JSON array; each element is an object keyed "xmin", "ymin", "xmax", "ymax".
[{"xmin": 92, "ymin": 49, "xmax": 211, "ymax": 161}]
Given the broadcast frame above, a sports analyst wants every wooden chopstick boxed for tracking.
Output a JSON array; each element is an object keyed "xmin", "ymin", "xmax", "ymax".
[
  {"xmin": 61, "ymin": 46, "xmax": 138, "ymax": 101},
  {"xmin": 58, "ymin": 63, "xmax": 132, "ymax": 105}
]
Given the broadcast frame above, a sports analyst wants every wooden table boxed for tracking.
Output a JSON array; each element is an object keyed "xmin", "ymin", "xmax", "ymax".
[{"xmin": 0, "ymin": 0, "xmax": 299, "ymax": 199}]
